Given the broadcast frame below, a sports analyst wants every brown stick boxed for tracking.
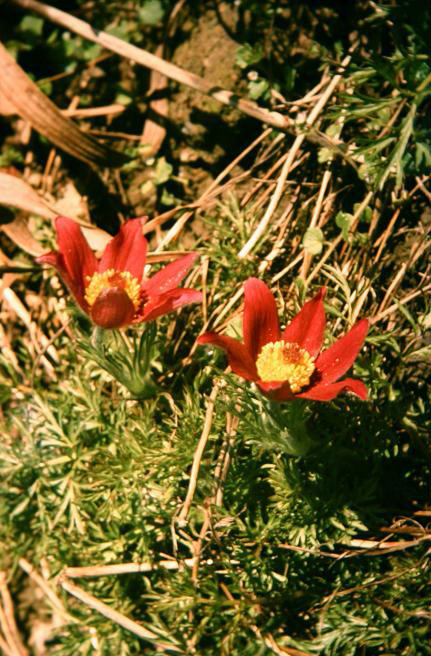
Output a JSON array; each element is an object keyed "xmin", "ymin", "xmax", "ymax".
[
  {"xmin": 0, "ymin": 572, "xmax": 28, "ymax": 656},
  {"xmin": 10, "ymin": 0, "xmax": 287, "ymax": 127},
  {"xmin": 0, "ymin": 41, "xmax": 126, "ymax": 167},
  {"xmin": 64, "ymin": 557, "xmax": 202, "ymax": 578},
  {"xmin": 10, "ymin": 0, "xmax": 355, "ymax": 167},
  {"xmin": 60, "ymin": 577, "xmax": 184, "ymax": 653},
  {"xmin": 238, "ymin": 47, "xmax": 356, "ymax": 258},
  {"xmin": 177, "ymin": 382, "xmax": 221, "ymax": 523}
]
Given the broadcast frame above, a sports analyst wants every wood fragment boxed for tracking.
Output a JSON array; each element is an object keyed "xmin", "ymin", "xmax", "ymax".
[
  {"xmin": 140, "ymin": 43, "xmax": 168, "ymax": 155},
  {"xmin": 0, "ymin": 41, "xmax": 127, "ymax": 168}
]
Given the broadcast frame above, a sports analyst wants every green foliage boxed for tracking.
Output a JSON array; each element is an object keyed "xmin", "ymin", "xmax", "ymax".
[
  {"xmin": 235, "ymin": 43, "xmax": 265, "ymax": 70},
  {"xmin": 18, "ymin": 15, "xmax": 44, "ymax": 37},
  {"xmin": 137, "ymin": 0, "xmax": 166, "ymax": 27},
  {"xmin": 1, "ymin": 0, "xmax": 431, "ymax": 653},
  {"xmin": 78, "ymin": 325, "xmax": 159, "ymax": 399},
  {"xmin": 247, "ymin": 76, "xmax": 270, "ymax": 101},
  {"xmin": 303, "ymin": 227, "xmax": 324, "ymax": 255},
  {"xmin": 0, "ymin": 146, "xmax": 24, "ymax": 167}
]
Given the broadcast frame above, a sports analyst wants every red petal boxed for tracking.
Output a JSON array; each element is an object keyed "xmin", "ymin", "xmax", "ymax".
[
  {"xmin": 143, "ymin": 253, "xmax": 198, "ymax": 295},
  {"xmin": 99, "ymin": 218, "xmax": 147, "ymax": 279},
  {"xmin": 314, "ymin": 319, "xmax": 368, "ymax": 384},
  {"xmin": 197, "ymin": 332, "xmax": 258, "ymax": 381},
  {"xmin": 37, "ymin": 251, "xmax": 61, "ymax": 269},
  {"xmin": 55, "ymin": 216, "xmax": 97, "ymax": 293},
  {"xmin": 37, "ymin": 250, "xmax": 88, "ymax": 311},
  {"xmin": 89, "ymin": 287, "xmax": 135, "ymax": 328},
  {"xmin": 282, "ymin": 287, "xmax": 326, "ymax": 357},
  {"xmin": 243, "ymin": 278, "xmax": 280, "ymax": 360},
  {"xmin": 141, "ymin": 288, "xmax": 202, "ymax": 322},
  {"xmin": 257, "ymin": 379, "xmax": 294, "ymax": 401},
  {"xmin": 297, "ymin": 378, "xmax": 368, "ymax": 401}
]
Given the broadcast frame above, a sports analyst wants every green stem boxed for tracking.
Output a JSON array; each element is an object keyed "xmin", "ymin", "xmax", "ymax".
[
  {"xmin": 92, "ymin": 326, "xmax": 106, "ymax": 351},
  {"xmin": 265, "ymin": 399, "xmax": 315, "ymax": 456}
]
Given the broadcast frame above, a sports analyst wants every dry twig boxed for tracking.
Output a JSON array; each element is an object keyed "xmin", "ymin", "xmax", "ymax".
[
  {"xmin": 238, "ymin": 47, "xmax": 356, "ymax": 258},
  {"xmin": 0, "ymin": 41, "xmax": 126, "ymax": 167},
  {"xmin": 177, "ymin": 381, "xmax": 221, "ymax": 523},
  {"xmin": 11, "ymin": 0, "xmax": 354, "ymax": 167},
  {"xmin": 0, "ymin": 572, "xmax": 28, "ymax": 656},
  {"xmin": 60, "ymin": 577, "xmax": 184, "ymax": 653}
]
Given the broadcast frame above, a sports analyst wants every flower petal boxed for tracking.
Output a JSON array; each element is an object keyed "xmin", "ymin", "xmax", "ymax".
[
  {"xmin": 99, "ymin": 218, "xmax": 147, "ymax": 279},
  {"xmin": 257, "ymin": 379, "xmax": 294, "ymax": 401},
  {"xmin": 37, "ymin": 251, "xmax": 62, "ymax": 269},
  {"xmin": 297, "ymin": 377, "xmax": 368, "ymax": 401},
  {"xmin": 37, "ymin": 250, "xmax": 88, "ymax": 311},
  {"xmin": 55, "ymin": 216, "xmax": 97, "ymax": 293},
  {"xmin": 243, "ymin": 278, "xmax": 280, "ymax": 360},
  {"xmin": 140, "ymin": 288, "xmax": 202, "ymax": 322},
  {"xmin": 282, "ymin": 287, "xmax": 326, "ymax": 357},
  {"xmin": 314, "ymin": 319, "xmax": 368, "ymax": 384},
  {"xmin": 90, "ymin": 287, "xmax": 136, "ymax": 329},
  {"xmin": 197, "ymin": 332, "xmax": 258, "ymax": 381},
  {"xmin": 143, "ymin": 253, "xmax": 199, "ymax": 295}
]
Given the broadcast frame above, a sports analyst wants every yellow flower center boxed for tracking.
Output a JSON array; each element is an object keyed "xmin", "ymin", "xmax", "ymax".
[
  {"xmin": 84, "ymin": 269, "xmax": 141, "ymax": 309},
  {"xmin": 256, "ymin": 340, "xmax": 315, "ymax": 392}
]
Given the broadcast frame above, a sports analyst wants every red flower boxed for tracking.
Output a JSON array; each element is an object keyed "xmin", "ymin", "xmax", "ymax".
[
  {"xmin": 198, "ymin": 278, "xmax": 368, "ymax": 402},
  {"xmin": 38, "ymin": 216, "xmax": 202, "ymax": 329}
]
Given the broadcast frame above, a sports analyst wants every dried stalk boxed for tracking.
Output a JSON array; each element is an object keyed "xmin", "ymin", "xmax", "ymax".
[
  {"xmin": 177, "ymin": 382, "xmax": 221, "ymax": 523},
  {"xmin": 0, "ymin": 41, "xmax": 126, "ymax": 167},
  {"xmin": 213, "ymin": 412, "xmax": 239, "ymax": 507},
  {"xmin": 18, "ymin": 559, "xmax": 71, "ymax": 619},
  {"xmin": 238, "ymin": 47, "xmax": 356, "ymax": 258},
  {"xmin": 60, "ymin": 577, "xmax": 184, "ymax": 653},
  {"xmin": 299, "ymin": 168, "xmax": 332, "ymax": 279},
  {"xmin": 11, "ymin": 0, "xmax": 353, "ymax": 163},
  {"xmin": 64, "ymin": 558, "xmax": 200, "ymax": 578},
  {"xmin": 372, "ymin": 283, "xmax": 431, "ymax": 323},
  {"xmin": 11, "ymin": 0, "xmax": 287, "ymax": 130},
  {"xmin": 0, "ymin": 571, "xmax": 28, "ymax": 656}
]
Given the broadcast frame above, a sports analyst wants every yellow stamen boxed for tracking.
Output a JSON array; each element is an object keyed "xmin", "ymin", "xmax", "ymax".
[
  {"xmin": 84, "ymin": 269, "xmax": 141, "ymax": 309},
  {"xmin": 256, "ymin": 340, "xmax": 315, "ymax": 392}
]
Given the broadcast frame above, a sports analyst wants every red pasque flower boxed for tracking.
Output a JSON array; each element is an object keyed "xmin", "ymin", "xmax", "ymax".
[
  {"xmin": 38, "ymin": 216, "xmax": 202, "ymax": 329},
  {"xmin": 197, "ymin": 278, "xmax": 368, "ymax": 402}
]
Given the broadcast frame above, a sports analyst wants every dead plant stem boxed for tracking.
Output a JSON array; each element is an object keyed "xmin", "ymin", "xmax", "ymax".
[
  {"xmin": 60, "ymin": 577, "xmax": 183, "ymax": 653},
  {"xmin": 177, "ymin": 382, "xmax": 221, "ymax": 522},
  {"xmin": 0, "ymin": 573, "xmax": 28, "ymax": 656},
  {"xmin": 238, "ymin": 47, "xmax": 356, "ymax": 258},
  {"xmin": 11, "ymin": 0, "xmax": 288, "ymax": 130},
  {"xmin": 300, "ymin": 168, "xmax": 332, "ymax": 279}
]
